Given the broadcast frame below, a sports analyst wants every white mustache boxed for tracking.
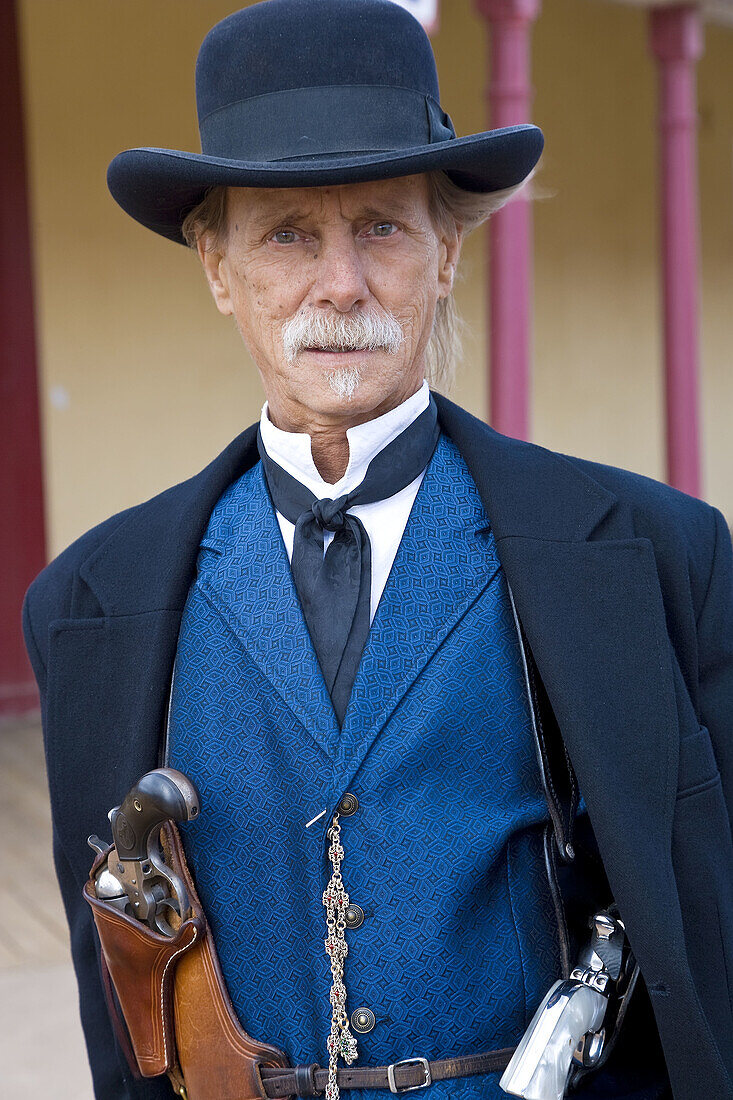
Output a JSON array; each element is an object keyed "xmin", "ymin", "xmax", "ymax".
[{"xmin": 281, "ymin": 306, "xmax": 404, "ymax": 363}]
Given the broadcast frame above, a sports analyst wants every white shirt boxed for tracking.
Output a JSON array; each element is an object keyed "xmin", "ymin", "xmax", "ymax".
[{"xmin": 258, "ymin": 381, "xmax": 431, "ymax": 623}]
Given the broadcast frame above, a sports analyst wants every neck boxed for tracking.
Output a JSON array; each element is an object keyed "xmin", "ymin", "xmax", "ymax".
[
  {"xmin": 266, "ymin": 383, "xmax": 425, "ymax": 484},
  {"xmin": 306, "ymin": 428, "xmax": 351, "ymax": 483}
]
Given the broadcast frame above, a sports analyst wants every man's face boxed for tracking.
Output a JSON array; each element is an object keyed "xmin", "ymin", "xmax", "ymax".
[{"xmin": 199, "ymin": 175, "xmax": 461, "ymax": 431}]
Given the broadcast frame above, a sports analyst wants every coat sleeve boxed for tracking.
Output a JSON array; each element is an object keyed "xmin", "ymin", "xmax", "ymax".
[
  {"xmin": 22, "ymin": 584, "xmax": 174, "ymax": 1100},
  {"xmin": 695, "ymin": 506, "xmax": 733, "ymax": 829}
]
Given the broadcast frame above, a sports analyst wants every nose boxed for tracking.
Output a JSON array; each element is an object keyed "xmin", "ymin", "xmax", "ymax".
[{"xmin": 311, "ymin": 232, "xmax": 369, "ymax": 313}]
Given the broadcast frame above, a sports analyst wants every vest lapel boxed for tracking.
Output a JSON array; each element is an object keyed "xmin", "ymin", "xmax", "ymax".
[
  {"xmin": 336, "ymin": 436, "xmax": 500, "ymax": 783},
  {"xmin": 196, "ymin": 464, "xmax": 340, "ymax": 753}
]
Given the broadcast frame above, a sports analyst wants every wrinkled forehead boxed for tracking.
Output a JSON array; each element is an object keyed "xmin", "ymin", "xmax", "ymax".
[{"xmin": 226, "ymin": 173, "xmax": 432, "ymax": 227}]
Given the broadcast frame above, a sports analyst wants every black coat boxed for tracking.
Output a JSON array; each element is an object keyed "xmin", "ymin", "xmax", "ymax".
[{"xmin": 23, "ymin": 395, "xmax": 733, "ymax": 1099}]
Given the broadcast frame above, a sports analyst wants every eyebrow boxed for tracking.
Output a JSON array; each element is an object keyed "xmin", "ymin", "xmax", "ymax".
[
  {"xmin": 356, "ymin": 205, "xmax": 413, "ymax": 222},
  {"xmin": 250, "ymin": 199, "xmax": 417, "ymax": 227}
]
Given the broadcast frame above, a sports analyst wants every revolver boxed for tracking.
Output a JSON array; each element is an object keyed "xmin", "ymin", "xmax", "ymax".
[
  {"xmin": 88, "ymin": 767, "xmax": 201, "ymax": 937},
  {"xmin": 500, "ymin": 910, "xmax": 638, "ymax": 1100}
]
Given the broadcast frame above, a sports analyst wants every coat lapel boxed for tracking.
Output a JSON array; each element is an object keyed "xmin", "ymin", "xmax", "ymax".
[
  {"xmin": 336, "ymin": 434, "xmax": 501, "ymax": 782},
  {"xmin": 46, "ymin": 425, "xmax": 261, "ymax": 883},
  {"xmin": 433, "ymin": 395, "xmax": 683, "ymax": 994}
]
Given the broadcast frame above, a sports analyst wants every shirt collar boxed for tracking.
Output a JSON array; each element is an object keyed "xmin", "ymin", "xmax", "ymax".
[{"xmin": 258, "ymin": 380, "xmax": 431, "ymax": 498}]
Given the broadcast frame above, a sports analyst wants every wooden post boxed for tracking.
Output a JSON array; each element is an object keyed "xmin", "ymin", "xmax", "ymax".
[
  {"xmin": 649, "ymin": 5, "xmax": 704, "ymax": 496},
  {"xmin": 1, "ymin": 1, "xmax": 47, "ymax": 719},
  {"xmin": 475, "ymin": 0, "xmax": 541, "ymax": 439}
]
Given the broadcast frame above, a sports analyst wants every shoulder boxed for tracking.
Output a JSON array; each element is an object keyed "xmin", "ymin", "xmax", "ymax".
[
  {"xmin": 23, "ymin": 477, "xmax": 199, "ymax": 667},
  {"xmin": 23, "ymin": 422, "xmax": 260, "ymax": 674},
  {"xmin": 25, "ymin": 490, "xmax": 169, "ymax": 625},
  {"xmin": 434, "ymin": 392, "xmax": 724, "ymax": 613},
  {"xmin": 436, "ymin": 390, "xmax": 720, "ymax": 545},
  {"xmin": 25, "ymin": 424, "xmax": 259, "ymax": 626},
  {"xmin": 561, "ymin": 449, "xmax": 718, "ymax": 545},
  {"xmin": 21, "ymin": 501, "xmax": 145, "ymax": 680},
  {"xmin": 555, "ymin": 449, "xmax": 725, "ymax": 617}
]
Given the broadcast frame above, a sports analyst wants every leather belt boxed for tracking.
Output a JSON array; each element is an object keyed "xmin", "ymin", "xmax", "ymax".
[{"xmin": 259, "ymin": 1047, "xmax": 515, "ymax": 1097}]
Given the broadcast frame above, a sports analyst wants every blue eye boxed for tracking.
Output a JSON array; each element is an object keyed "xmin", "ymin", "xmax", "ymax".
[
  {"xmin": 371, "ymin": 222, "xmax": 396, "ymax": 237},
  {"xmin": 273, "ymin": 229, "xmax": 298, "ymax": 244}
]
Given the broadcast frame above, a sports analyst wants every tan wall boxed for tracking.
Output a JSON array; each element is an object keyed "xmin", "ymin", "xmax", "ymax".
[
  {"xmin": 533, "ymin": 0, "xmax": 662, "ymax": 475},
  {"xmin": 18, "ymin": 0, "xmax": 733, "ymax": 558}
]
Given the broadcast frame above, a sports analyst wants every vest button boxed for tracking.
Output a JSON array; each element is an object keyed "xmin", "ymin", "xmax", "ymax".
[
  {"xmin": 344, "ymin": 904, "xmax": 365, "ymax": 929},
  {"xmin": 337, "ymin": 792, "xmax": 359, "ymax": 816},
  {"xmin": 351, "ymin": 1007, "xmax": 375, "ymax": 1033}
]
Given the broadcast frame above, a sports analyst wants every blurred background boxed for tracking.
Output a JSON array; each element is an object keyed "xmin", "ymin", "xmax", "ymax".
[{"xmin": 1, "ymin": 0, "xmax": 731, "ymax": 1095}]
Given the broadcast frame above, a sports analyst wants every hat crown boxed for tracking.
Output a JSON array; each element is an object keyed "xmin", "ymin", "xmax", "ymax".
[
  {"xmin": 195, "ymin": 0, "xmax": 441, "ymax": 129},
  {"xmin": 107, "ymin": 0, "xmax": 543, "ymax": 244}
]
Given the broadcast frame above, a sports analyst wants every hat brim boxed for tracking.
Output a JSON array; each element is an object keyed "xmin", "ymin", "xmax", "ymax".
[{"xmin": 107, "ymin": 124, "xmax": 543, "ymax": 245}]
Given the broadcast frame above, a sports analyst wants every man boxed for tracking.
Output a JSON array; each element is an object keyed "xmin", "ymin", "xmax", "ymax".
[{"xmin": 22, "ymin": 1, "xmax": 733, "ymax": 1099}]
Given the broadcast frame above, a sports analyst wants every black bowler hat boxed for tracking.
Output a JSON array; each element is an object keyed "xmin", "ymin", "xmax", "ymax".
[{"xmin": 107, "ymin": 0, "xmax": 544, "ymax": 245}]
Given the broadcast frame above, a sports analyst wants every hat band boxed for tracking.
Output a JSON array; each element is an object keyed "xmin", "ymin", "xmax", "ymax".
[{"xmin": 198, "ymin": 85, "xmax": 455, "ymax": 162}]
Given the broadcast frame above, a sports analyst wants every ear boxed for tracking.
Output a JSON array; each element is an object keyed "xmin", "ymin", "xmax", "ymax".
[
  {"xmin": 197, "ymin": 235, "xmax": 234, "ymax": 316},
  {"xmin": 436, "ymin": 224, "xmax": 463, "ymax": 300}
]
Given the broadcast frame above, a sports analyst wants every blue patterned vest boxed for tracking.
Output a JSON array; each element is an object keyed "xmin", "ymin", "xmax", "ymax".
[{"xmin": 168, "ymin": 434, "xmax": 562, "ymax": 1100}]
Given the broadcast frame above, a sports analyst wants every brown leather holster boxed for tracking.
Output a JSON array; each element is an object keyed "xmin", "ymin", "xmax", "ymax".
[{"xmin": 83, "ymin": 823, "xmax": 291, "ymax": 1100}]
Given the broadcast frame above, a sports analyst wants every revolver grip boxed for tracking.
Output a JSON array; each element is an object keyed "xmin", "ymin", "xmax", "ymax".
[
  {"xmin": 110, "ymin": 768, "xmax": 201, "ymax": 861},
  {"xmin": 500, "ymin": 979, "xmax": 607, "ymax": 1100}
]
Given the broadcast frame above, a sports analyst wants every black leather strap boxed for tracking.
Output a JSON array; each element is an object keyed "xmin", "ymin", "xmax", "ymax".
[
  {"xmin": 520, "ymin": 618, "xmax": 579, "ymax": 862},
  {"xmin": 260, "ymin": 1047, "xmax": 515, "ymax": 1097}
]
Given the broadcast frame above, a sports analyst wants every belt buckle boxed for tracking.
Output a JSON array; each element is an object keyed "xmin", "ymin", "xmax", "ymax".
[{"xmin": 387, "ymin": 1057, "xmax": 432, "ymax": 1094}]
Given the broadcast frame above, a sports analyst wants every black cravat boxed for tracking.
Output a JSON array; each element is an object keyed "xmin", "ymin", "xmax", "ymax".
[{"xmin": 257, "ymin": 397, "xmax": 440, "ymax": 725}]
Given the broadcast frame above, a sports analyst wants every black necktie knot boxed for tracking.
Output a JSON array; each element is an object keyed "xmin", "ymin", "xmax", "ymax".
[
  {"xmin": 311, "ymin": 496, "xmax": 349, "ymax": 532},
  {"xmin": 257, "ymin": 397, "xmax": 440, "ymax": 726}
]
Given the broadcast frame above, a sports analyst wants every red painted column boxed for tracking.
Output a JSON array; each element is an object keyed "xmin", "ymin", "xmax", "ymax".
[
  {"xmin": 649, "ymin": 6, "xmax": 704, "ymax": 496},
  {"xmin": 1, "ymin": 1, "xmax": 47, "ymax": 719},
  {"xmin": 475, "ymin": 0, "xmax": 541, "ymax": 439}
]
